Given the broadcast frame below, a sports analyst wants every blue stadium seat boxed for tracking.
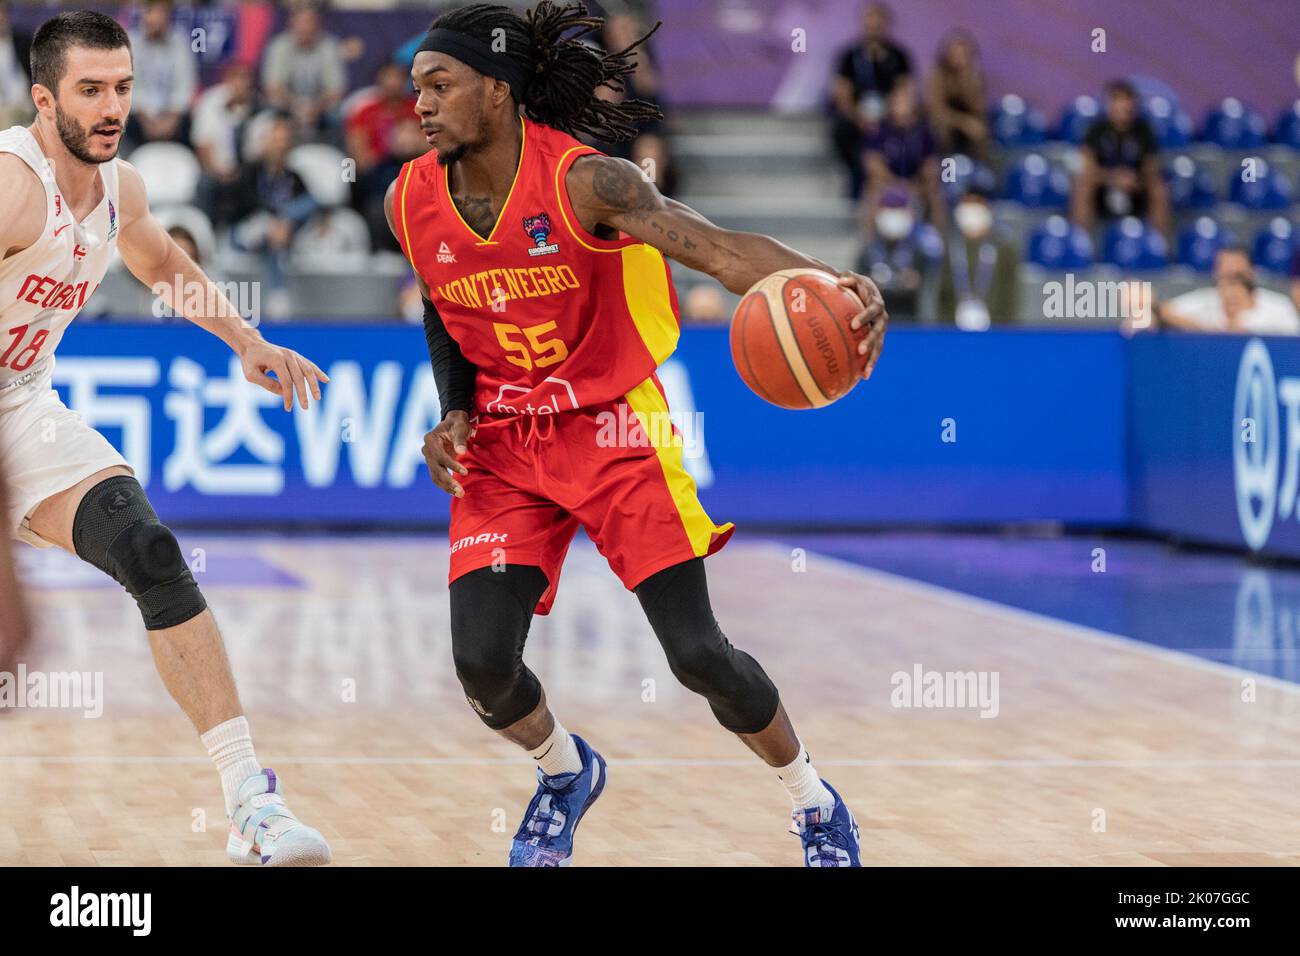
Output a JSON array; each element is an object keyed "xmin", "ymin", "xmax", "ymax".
[
  {"xmin": 1027, "ymin": 215, "xmax": 1094, "ymax": 268},
  {"xmin": 1004, "ymin": 153, "xmax": 1070, "ymax": 207},
  {"xmin": 1274, "ymin": 100, "xmax": 1300, "ymax": 148},
  {"xmin": 938, "ymin": 154, "xmax": 996, "ymax": 204},
  {"xmin": 1057, "ymin": 95, "xmax": 1100, "ymax": 144},
  {"xmin": 1102, "ymin": 217, "xmax": 1169, "ymax": 270},
  {"xmin": 1227, "ymin": 159, "xmax": 1293, "ymax": 209},
  {"xmin": 1143, "ymin": 95, "xmax": 1193, "ymax": 148},
  {"xmin": 1164, "ymin": 154, "xmax": 1218, "ymax": 209},
  {"xmin": 990, "ymin": 94, "xmax": 1048, "ymax": 147},
  {"xmin": 1176, "ymin": 217, "xmax": 1236, "ymax": 273},
  {"xmin": 1253, "ymin": 217, "xmax": 1299, "ymax": 274},
  {"xmin": 1201, "ymin": 97, "xmax": 1268, "ymax": 148}
]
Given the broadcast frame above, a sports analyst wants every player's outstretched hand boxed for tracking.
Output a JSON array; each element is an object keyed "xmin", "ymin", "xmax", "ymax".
[
  {"xmin": 240, "ymin": 340, "xmax": 330, "ymax": 411},
  {"xmin": 423, "ymin": 410, "xmax": 473, "ymax": 498},
  {"xmin": 836, "ymin": 270, "xmax": 888, "ymax": 381}
]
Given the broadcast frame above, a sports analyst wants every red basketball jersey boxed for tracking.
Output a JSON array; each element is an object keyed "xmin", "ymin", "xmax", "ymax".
[{"xmin": 392, "ymin": 116, "xmax": 681, "ymax": 416}]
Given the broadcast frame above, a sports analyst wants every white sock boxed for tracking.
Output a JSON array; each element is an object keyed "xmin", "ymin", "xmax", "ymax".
[
  {"xmin": 201, "ymin": 716, "xmax": 263, "ymax": 814},
  {"xmin": 530, "ymin": 718, "xmax": 584, "ymax": 777},
  {"xmin": 777, "ymin": 743, "xmax": 833, "ymax": 810}
]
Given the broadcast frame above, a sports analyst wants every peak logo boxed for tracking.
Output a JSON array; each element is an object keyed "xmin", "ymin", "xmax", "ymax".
[{"xmin": 1232, "ymin": 338, "xmax": 1300, "ymax": 550}]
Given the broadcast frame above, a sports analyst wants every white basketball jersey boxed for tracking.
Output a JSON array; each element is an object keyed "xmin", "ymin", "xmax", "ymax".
[{"xmin": 0, "ymin": 125, "xmax": 121, "ymax": 401}]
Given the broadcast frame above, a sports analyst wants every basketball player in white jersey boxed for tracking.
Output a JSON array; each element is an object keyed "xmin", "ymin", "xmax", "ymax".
[
  {"xmin": 0, "ymin": 462, "xmax": 31, "ymax": 671},
  {"xmin": 0, "ymin": 12, "xmax": 332, "ymax": 865}
]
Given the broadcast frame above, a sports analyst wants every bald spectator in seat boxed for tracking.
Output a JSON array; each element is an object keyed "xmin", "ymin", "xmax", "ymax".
[
  {"xmin": 1071, "ymin": 79, "xmax": 1170, "ymax": 238},
  {"xmin": 1149, "ymin": 247, "xmax": 1300, "ymax": 334},
  {"xmin": 125, "ymin": 0, "xmax": 197, "ymax": 147},
  {"xmin": 261, "ymin": 0, "xmax": 346, "ymax": 137}
]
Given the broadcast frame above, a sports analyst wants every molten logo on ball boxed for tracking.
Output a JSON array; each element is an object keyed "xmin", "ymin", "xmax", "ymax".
[{"xmin": 729, "ymin": 269, "xmax": 865, "ymax": 409}]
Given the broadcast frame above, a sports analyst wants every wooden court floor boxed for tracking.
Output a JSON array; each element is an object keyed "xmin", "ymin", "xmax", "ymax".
[{"xmin": 4, "ymin": 535, "xmax": 1299, "ymax": 866}]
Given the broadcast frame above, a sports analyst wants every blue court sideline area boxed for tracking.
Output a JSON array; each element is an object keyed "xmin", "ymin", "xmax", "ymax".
[{"xmin": 795, "ymin": 532, "xmax": 1300, "ymax": 685}]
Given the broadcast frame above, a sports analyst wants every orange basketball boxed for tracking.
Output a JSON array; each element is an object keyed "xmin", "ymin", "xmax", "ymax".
[{"xmin": 729, "ymin": 269, "xmax": 866, "ymax": 409}]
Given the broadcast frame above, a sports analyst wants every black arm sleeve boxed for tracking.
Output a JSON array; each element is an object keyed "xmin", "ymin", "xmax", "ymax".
[{"xmin": 422, "ymin": 296, "xmax": 476, "ymax": 418}]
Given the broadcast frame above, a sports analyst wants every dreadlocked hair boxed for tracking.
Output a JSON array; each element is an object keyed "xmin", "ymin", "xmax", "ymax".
[{"xmin": 431, "ymin": 1, "xmax": 664, "ymax": 143}]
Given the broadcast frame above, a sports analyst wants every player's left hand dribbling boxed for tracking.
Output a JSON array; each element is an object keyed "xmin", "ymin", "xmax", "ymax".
[
  {"xmin": 837, "ymin": 271, "xmax": 888, "ymax": 381},
  {"xmin": 240, "ymin": 340, "xmax": 330, "ymax": 411}
]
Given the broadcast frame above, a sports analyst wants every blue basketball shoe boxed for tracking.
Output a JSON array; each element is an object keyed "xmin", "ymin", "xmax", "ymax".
[
  {"xmin": 791, "ymin": 780, "xmax": 861, "ymax": 867},
  {"xmin": 509, "ymin": 734, "xmax": 607, "ymax": 867}
]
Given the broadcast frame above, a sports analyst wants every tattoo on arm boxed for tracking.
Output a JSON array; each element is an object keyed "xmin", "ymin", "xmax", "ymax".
[
  {"xmin": 590, "ymin": 158, "xmax": 659, "ymax": 222},
  {"xmin": 574, "ymin": 156, "xmax": 725, "ymax": 272}
]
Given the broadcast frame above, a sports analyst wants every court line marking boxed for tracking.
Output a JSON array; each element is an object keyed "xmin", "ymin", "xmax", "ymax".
[
  {"xmin": 4, "ymin": 756, "xmax": 1300, "ymax": 768},
  {"xmin": 771, "ymin": 542, "xmax": 1300, "ymax": 696}
]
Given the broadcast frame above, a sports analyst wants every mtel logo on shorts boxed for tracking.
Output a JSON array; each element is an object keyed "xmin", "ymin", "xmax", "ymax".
[{"xmin": 1232, "ymin": 338, "xmax": 1300, "ymax": 550}]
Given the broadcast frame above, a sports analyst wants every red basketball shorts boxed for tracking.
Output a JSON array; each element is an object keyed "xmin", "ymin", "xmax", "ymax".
[{"xmin": 447, "ymin": 375, "xmax": 734, "ymax": 614}]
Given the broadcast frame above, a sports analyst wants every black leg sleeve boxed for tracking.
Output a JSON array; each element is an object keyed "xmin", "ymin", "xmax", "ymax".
[
  {"xmin": 635, "ymin": 558, "xmax": 780, "ymax": 735},
  {"xmin": 449, "ymin": 565, "xmax": 549, "ymax": 730}
]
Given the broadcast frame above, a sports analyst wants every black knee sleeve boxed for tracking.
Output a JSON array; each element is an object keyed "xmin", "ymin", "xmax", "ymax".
[
  {"xmin": 635, "ymin": 558, "xmax": 779, "ymax": 735},
  {"xmin": 72, "ymin": 475, "xmax": 206, "ymax": 630},
  {"xmin": 449, "ymin": 565, "xmax": 548, "ymax": 730}
]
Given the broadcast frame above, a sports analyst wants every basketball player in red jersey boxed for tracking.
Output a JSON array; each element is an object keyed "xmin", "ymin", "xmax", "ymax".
[{"xmin": 386, "ymin": 2, "xmax": 886, "ymax": 867}]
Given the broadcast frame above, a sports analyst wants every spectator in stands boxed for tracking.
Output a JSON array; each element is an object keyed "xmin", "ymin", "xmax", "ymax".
[
  {"xmin": 591, "ymin": 9, "xmax": 675, "ymax": 194},
  {"xmin": 855, "ymin": 186, "xmax": 942, "ymax": 323},
  {"xmin": 1148, "ymin": 246, "xmax": 1300, "ymax": 334},
  {"xmin": 830, "ymin": 1, "xmax": 912, "ymax": 199},
  {"xmin": 0, "ymin": 0, "xmax": 33, "ymax": 128},
  {"xmin": 192, "ymin": 62, "xmax": 261, "ymax": 226},
  {"xmin": 261, "ymin": 0, "xmax": 346, "ymax": 139},
  {"xmin": 228, "ymin": 113, "xmax": 320, "ymax": 319},
  {"xmin": 926, "ymin": 30, "xmax": 988, "ymax": 159},
  {"xmin": 936, "ymin": 185, "xmax": 1019, "ymax": 329},
  {"xmin": 345, "ymin": 60, "xmax": 422, "ymax": 249},
  {"xmin": 862, "ymin": 75, "xmax": 943, "ymax": 237},
  {"xmin": 124, "ymin": 0, "xmax": 197, "ymax": 148},
  {"xmin": 1071, "ymin": 78, "xmax": 1170, "ymax": 238}
]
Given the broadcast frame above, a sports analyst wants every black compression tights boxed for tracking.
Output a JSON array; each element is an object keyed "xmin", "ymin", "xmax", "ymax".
[{"xmin": 448, "ymin": 559, "xmax": 780, "ymax": 734}]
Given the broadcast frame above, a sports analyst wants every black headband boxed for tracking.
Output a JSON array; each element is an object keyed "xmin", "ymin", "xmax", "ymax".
[{"xmin": 416, "ymin": 28, "xmax": 532, "ymax": 101}]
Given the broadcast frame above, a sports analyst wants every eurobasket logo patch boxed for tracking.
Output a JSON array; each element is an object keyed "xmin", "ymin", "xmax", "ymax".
[
  {"xmin": 522, "ymin": 212, "xmax": 559, "ymax": 256},
  {"xmin": 106, "ymin": 199, "xmax": 118, "ymax": 241}
]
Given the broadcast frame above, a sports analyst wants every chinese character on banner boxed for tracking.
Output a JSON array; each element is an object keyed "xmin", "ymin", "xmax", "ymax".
[
  {"xmin": 163, "ymin": 356, "xmax": 284, "ymax": 494},
  {"xmin": 52, "ymin": 357, "xmax": 160, "ymax": 485}
]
